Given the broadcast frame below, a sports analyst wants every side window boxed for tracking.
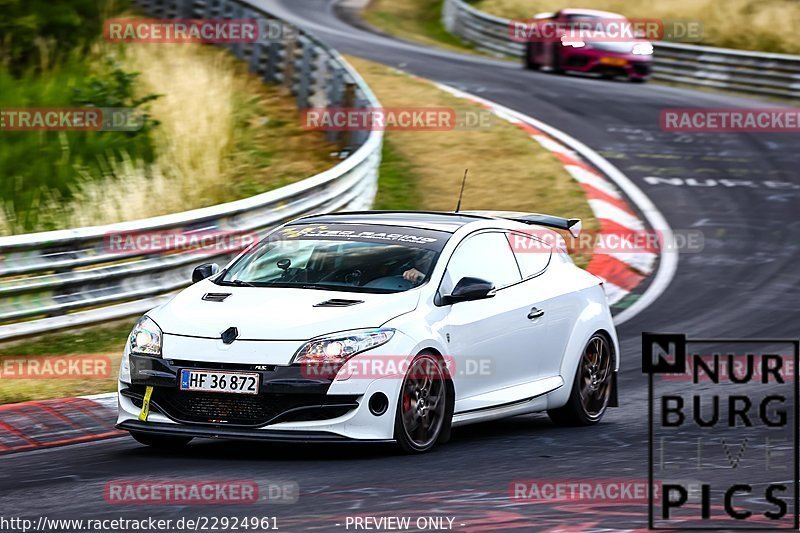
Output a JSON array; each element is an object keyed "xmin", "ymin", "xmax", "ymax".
[
  {"xmin": 441, "ymin": 232, "xmax": 522, "ymax": 294},
  {"xmin": 507, "ymin": 232, "xmax": 552, "ymax": 278}
]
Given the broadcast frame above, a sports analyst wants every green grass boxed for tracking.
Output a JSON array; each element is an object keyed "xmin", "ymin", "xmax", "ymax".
[
  {"xmin": 0, "ymin": 320, "xmax": 133, "ymax": 404},
  {"xmin": 0, "ymin": 320, "xmax": 135, "ymax": 356},
  {"xmin": 373, "ymin": 139, "xmax": 422, "ymax": 210},
  {"xmin": 363, "ymin": 0, "xmax": 494, "ymax": 56},
  {"xmin": 0, "ymin": 54, "xmax": 157, "ymax": 233}
]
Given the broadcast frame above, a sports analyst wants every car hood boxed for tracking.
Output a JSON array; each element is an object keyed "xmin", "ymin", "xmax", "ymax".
[{"xmin": 148, "ymin": 280, "xmax": 421, "ymax": 341}]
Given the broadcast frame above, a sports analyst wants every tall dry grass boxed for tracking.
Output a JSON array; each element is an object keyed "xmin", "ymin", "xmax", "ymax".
[
  {"xmin": 477, "ymin": 0, "xmax": 800, "ymax": 53},
  {"xmin": 60, "ymin": 44, "xmax": 239, "ymax": 227},
  {"xmin": 18, "ymin": 43, "xmax": 336, "ymax": 231}
]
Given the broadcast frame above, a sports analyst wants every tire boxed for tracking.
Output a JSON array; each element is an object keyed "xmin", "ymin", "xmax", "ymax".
[
  {"xmin": 551, "ymin": 47, "xmax": 564, "ymax": 74},
  {"xmin": 130, "ymin": 431, "xmax": 192, "ymax": 449},
  {"xmin": 394, "ymin": 353, "xmax": 452, "ymax": 453},
  {"xmin": 630, "ymin": 77, "xmax": 647, "ymax": 84},
  {"xmin": 548, "ymin": 333, "xmax": 614, "ymax": 426},
  {"xmin": 524, "ymin": 43, "xmax": 540, "ymax": 70}
]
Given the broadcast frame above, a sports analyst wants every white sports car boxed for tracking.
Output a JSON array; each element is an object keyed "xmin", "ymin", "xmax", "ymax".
[{"xmin": 117, "ymin": 211, "xmax": 619, "ymax": 453}]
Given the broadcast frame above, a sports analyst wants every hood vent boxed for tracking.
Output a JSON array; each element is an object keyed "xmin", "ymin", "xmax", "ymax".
[
  {"xmin": 202, "ymin": 293, "xmax": 231, "ymax": 302},
  {"xmin": 313, "ymin": 298, "xmax": 364, "ymax": 308}
]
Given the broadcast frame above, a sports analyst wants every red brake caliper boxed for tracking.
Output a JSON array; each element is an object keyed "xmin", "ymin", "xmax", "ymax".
[{"xmin": 403, "ymin": 384, "xmax": 412, "ymax": 412}]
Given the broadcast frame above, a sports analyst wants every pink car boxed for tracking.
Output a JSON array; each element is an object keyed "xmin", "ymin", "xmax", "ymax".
[{"xmin": 523, "ymin": 9, "xmax": 653, "ymax": 82}]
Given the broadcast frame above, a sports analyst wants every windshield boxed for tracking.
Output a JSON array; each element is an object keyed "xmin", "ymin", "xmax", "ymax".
[{"xmin": 219, "ymin": 223, "xmax": 450, "ymax": 294}]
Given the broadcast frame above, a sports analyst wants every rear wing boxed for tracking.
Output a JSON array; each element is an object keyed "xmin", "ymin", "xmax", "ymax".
[{"xmin": 461, "ymin": 211, "xmax": 582, "ymax": 238}]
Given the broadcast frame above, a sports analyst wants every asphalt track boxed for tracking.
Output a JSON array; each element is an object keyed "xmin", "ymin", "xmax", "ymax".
[{"xmin": 2, "ymin": 1, "xmax": 800, "ymax": 531}]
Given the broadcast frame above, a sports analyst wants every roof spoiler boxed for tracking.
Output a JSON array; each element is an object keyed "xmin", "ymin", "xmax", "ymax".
[{"xmin": 461, "ymin": 211, "xmax": 582, "ymax": 238}]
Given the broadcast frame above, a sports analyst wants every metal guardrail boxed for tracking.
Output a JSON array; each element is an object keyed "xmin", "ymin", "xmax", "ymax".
[
  {"xmin": 443, "ymin": 0, "xmax": 800, "ymax": 99},
  {"xmin": 0, "ymin": 0, "xmax": 383, "ymax": 341}
]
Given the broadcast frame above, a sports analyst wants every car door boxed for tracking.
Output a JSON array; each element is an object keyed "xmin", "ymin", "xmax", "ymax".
[
  {"xmin": 507, "ymin": 231, "xmax": 572, "ymax": 379},
  {"xmin": 508, "ymin": 231, "xmax": 576, "ymax": 380},
  {"xmin": 438, "ymin": 231, "xmax": 538, "ymax": 409}
]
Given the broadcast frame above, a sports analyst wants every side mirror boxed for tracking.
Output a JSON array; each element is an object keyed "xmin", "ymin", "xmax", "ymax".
[
  {"xmin": 441, "ymin": 277, "xmax": 495, "ymax": 305},
  {"xmin": 192, "ymin": 263, "xmax": 219, "ymax": 284}
]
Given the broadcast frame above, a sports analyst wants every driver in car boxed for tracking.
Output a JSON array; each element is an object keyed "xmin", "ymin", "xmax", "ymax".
[{"xmin": 401, "ymin": 249, "xmax": 433, "ymax": 285}]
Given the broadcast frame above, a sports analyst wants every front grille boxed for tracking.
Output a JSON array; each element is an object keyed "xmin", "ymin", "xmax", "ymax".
[
  {"xmin": 168, "ymin": 360, "xmax": 277, "ymax": 372},
  {"xmin": 632, "ymin": 63, "xmax": 651, "ymax": 75},
  {"xmin": 125, "ymin": 386, "xmax": 358, "ymax": 427},
  {"xmin": 566, "ymin": 55, "xmax": 590, "ymax": 67}
]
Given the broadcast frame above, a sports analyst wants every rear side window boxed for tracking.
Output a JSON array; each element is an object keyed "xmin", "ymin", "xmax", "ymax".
[
  {"xmin": 441, "ymin": 232, "xmax": 522, "ymax": 293},
  {"xmin": 507, "ymin": 232, "xmax": 552, "ymax": 279}
]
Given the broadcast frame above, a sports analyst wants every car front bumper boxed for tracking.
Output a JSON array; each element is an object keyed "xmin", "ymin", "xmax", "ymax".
[
  {"xmin": 116, "ymin": 420, "xmax": 394, "ymax": 444},
  {"xmin": 561, "ymin": 49, "xmax": 652, "ymax": 79},
  {"xmin": 116, "ymin": 334, "xmax": 417, "ymax": 442}
]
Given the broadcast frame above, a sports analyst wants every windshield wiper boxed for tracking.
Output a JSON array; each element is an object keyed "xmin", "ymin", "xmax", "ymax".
[{"xmin": 225, "ymin": 279, "xmax": 256, "ymax": 287}]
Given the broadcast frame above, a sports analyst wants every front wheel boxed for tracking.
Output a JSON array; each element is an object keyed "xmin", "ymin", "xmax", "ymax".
[
  {"xmin": 548, "ymin": 333, "xmax": 614, "ymax": 426},
  {"xmin": 524, "ymin": 43, "xmax": 540, "ymax": 70},
  {"xmin": 130, "ymin": 431, "xmax": 192, "ymax": 449},
  {"xmin": 551, "ymin": 47, "xmax": 564, "ymax": 74},
  {"xmin": 394, "ymin": 353, "xmax": 451, "ymax": 453}
]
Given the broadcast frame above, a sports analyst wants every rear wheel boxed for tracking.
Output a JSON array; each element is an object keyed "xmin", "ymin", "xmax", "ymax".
[
  {"xmin": 548, "ymin": 333, "xmax": 613, "ymax": 426},
  {"xmin": 394, "ymin": 353, "xmax": 451, "ymax": 453},
  {"xmin": 130, "ymin": 431, "xmax": 192, "ymax": 449}
]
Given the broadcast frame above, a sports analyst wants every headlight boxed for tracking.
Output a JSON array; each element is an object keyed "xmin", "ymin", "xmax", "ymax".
[
  {"xmin": 632, "ymin": 42, "xmax": 653, "ymax": 55},
  {"xmin": 561, "ymin": 36, "xmax": 586, "ymax": 48},
  {"xmin": 292, "ymin": 329, "xmax": 395, "ymax": 364},
  {"xmin": 128, "ymin": 315, "xmax": 163, "ymax": 357}
]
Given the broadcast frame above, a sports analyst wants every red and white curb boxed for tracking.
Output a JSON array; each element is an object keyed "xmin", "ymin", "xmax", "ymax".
[
  {"xmin": 432, "ymin": 82, "xmax": 671, "ymax": 315},
  {"xmin": 0, "ymin": 393, "xmax": 119, "ymax": 455}
]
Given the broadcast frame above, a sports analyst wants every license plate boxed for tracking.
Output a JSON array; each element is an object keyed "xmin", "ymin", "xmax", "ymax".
[
  {"xmin": 600, "ymin": 57, "xmax": 627, "ymax": 67},
  {"xmin": 179, "ymin": 369, "xmax": 260, "ymax": 395}
]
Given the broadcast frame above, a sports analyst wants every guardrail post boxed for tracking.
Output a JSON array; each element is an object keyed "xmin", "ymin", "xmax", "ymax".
[
  {"xmin": 282, "ymin": 32, "xmax": 298, "ymax": 90},
  {"xmin": 341, "ymin": 80, "xmax": 359, "ymax": 151},
  {"xmin": 264, "ymin": 39, "xmax": 285, "ymax": 83},
  {"xmin": 326, "ymin": 62, "xmax": 345, "ymax": 144},
  {"xmin": 293, "ymin": 36, "xmax": 315, "ymax": 109},
  {"xmin": 203, "ymin": 0, "xmax": 217, "ymax": 19},
  {"xmin": 176, "ymin": 0, "xmax": 194, "ymax": 18},
  {"xmin": 249, "ymin": 41, "xmax": 264, "ymax": 74},
  {"xmin": 230, "ymin": 4, "xmax": 246, "ymax": 58}
]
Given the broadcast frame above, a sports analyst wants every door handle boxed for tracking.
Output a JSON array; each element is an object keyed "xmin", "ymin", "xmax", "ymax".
[{"xmin": 527, "ymin": 307, "xmax": 544, "ymax": 320}]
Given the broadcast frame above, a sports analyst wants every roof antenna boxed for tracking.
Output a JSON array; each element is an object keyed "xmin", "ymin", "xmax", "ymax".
[{"xmin": 455, "ymin": 169, "xmax": 468, "ymax": 213}]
